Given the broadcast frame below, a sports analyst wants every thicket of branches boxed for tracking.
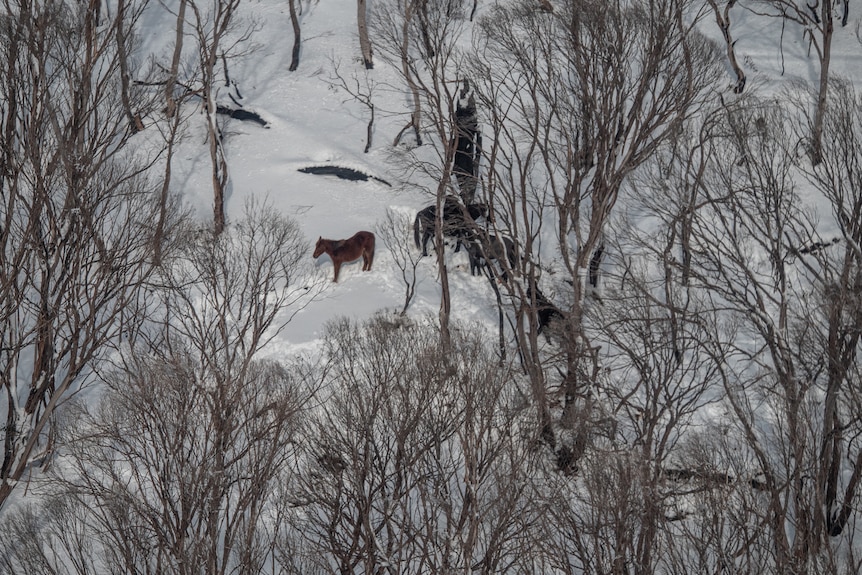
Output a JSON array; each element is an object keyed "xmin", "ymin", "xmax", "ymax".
[{"xmin": 2, "ymin": 0, "xmax": 862, "ymax": 573}]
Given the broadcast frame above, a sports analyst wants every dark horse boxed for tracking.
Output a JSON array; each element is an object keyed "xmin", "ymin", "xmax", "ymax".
[
  {"xmin": 463, "ymin": 235, "xmax": 517, "ymax": 281},
  {"xmin": 413, "ymin": 197, "xmax": 487, "ymax": 256},
  {"xmin": 526, "ymin": 284, "xmax": 566, "ymax": 342},
  {"xmin": 313, "ymin": 231, "xmax": 375, "ymax": 283}
]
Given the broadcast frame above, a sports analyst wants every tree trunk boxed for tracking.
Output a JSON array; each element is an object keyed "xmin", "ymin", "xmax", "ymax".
[
  {"xmin": 155, "ymin": 110, "xmax": 183, "ymax": 265},
  {"xmin": 811, "ymin": 0, "xmax": 833, "ymax": 165},
  {"xmin": 435, "ymin": 191, "xmax": 452, "ymax": 349},
  {"xmin": 396, "ymin": 2, "xmax": 422, "ymax": 146},
  {"xmin": 166, "ymin": 0, "xmax": 187, "ymax": 118},
  {"xmin": 288, "ymin": 0, "xmax": 301, "ymax": 71},
  {"xmin": 707, "ymin": 0, "xmax": 746, "ymax": 93},
  {"xmin": 115, "ymin": 0, "xmax": 143, "ymax": 131},
  {"xmin": 210, "ymin": 117, "xmax": 227, "ymax": 235},
  {"xmin": 357, "ymin": 0, "xmax": 373, "ymax": 69},
  {"xmin": 364, "ymin": 101, "xmax": 374, "ymax": 153},
  {"xmin": 205, "ymin": 58, "xmax": 228, "ymax": 234}
]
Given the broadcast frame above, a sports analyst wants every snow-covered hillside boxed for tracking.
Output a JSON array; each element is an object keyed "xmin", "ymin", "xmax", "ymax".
[{"xmin": 3, "ymin": 0, "xmax": 862, "ymax": 572}]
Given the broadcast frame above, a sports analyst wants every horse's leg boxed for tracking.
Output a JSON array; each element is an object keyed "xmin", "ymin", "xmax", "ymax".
[
  {"xmin": 474, "ymin": 251, "xmax": 482, "ymax": 275},
  {"xmin": 332, "ymin": 260, "xmax": 341, "ymax": 282}
]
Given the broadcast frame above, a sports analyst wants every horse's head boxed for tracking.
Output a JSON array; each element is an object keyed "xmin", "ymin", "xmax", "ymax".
[{"xmin": 313, "ymin": 237, "xmax": 326, "ymax": 258}]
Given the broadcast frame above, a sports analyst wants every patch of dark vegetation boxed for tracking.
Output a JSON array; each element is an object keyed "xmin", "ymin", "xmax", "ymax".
[
  {"xmin": 661, "ymin": 467, "xmax": 770, "ymax": 491},
  {"xmin": 216, "ymin": 105, "xmax": 269, "ymax": 127},
  {"xmin": 790, "ymin": 236, "xmax": 840, "ymax": 256},
  {"xmin": 298, "ymin": 165, "xmax": 392, "ymax": 187}
]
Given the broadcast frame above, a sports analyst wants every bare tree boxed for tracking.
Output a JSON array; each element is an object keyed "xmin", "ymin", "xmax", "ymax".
[
  {"xmin": 328, "ymin": 60, "xmax": 377, "ymax": 153},
  {"xmin": 157, "ymin": 201, "xmax": 321, "ymax": 381},
  {"xmin": 289, "ymin": 0, "xmax": 302, "ymax": 70},
  {"xmin": 0, "ymin": 0, "xmax": 165, "ymax": 510},
  {"xmin": 0, "ymin": 494, "xmax": 105, "ymax": 573},
  {"xmin": 665, "ymin": 92, "xmax": 862, "ymax": 570},
  {"xmin": 706, "ymin": 0, "xmax": 746, "ymax": 93},
  {"xmin": 0, "ymin": 203, "xmax": 320, "ymax": 573},
  {"xmin": 376, "ymin": 208, "xmax": 422, "ymax": 316},
  {"xmin": 751, "ymin": 0, "xmax": 835, "ymax": 164},
  {"xmin": 685, "ymin": 98, "xmax": 816, "ymax": 570},
  {"xmin": 791, "ymin": 79, "xmax": 862, "ymax": 543},
  {"xmin": 115, "ymin": 0, "xmax": 149, "ymax": 131},
  {"xmin": 384, "ymin": 0, "xmax": 424, "ymax": 147},
  {"xmin": 286, "ymin": 0, "xmax": 321, "ymax": 72},
  {"xmin": 471, "ymin": 0, "xmax": 721, "ymax": 470},
  {"xmin": 187, "ymin": 0, "xmax": 256, "ymax": 234},
  {"xmin": 286, "ymin": 317, "xmax": 531, "ymax": 574},
  {"xmin": 373, "ymin": 0, "xmax": 473, "ymax": 348},
  {"xmin": 154, "ymin": 91, "xmax": 194, "ymax": 266},
  {"xmin": 515, "ymin": 201, "xmax": 727, "ymax": 573},
  {"xmin": 9, "ymin": 354, "xmax": 304, "ymax": 575},
  {"xmin": 659, "ymin": 427, "xmax": 777, "ymax": 575}
]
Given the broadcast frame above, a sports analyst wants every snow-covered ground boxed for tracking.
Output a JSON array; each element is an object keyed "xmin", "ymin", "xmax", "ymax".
[
  {"xmin": 3, "ymin": 0, "xmax": 862, "ymax": 568},
  {"xmin": 158, "ymin": 0, "xmax": 517, "ymax": 355},
  {"xmin": 154, "ymin": 0, "xmax": 862, "ymax": 360}
]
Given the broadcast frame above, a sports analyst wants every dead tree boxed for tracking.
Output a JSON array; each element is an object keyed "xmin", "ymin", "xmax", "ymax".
[
  {"xmin": 706, "ymin": 0, "xmax": 746, "ymax": 93},
  {"xmin": 188, "ymin": 0, "xmax": 250, "ymax": 234},
  {"xmin": 0, "ymin": 0, "xmax": 166, "ymax": 509},
  {"xmin": 473, "ymin": 0, "xmax": 720, "ymax": 471},
  {"xmin": 453, "ymin": 79, "xmax": 482, "ymax": 204}
]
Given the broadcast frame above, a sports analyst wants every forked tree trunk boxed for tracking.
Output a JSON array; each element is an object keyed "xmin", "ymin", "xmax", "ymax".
[
  {"xmin": 417, "ymin": 0, "xmax": 435, "ymax": 58},
  {"xmin": 707, "ymin": 0, "xmax": 746, "ymax": 93},
  {"xmin": 393, "ymin": 1, "xmax": 422, "ymax": 146}
]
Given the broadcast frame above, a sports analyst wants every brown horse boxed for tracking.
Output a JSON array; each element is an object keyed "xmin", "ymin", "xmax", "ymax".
[{"xmin": 313, "ymin": 231, "xmax": 375, "ymax": 282}]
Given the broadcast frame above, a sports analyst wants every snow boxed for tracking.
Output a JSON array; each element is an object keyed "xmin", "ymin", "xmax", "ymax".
[
  {"xmin": 162, "ymin": 0, "xmax": 862, "ymax": 451},
  {"xmin": 154, "ymin": 0, "xmax": 514, "ymax": 355},
  {"xmin": 4, "ymin": 0, "xmax": 862, "ymax": 567},
  {"xmin": 148, "ymin": 0, "xmax": 859, "ymax": 434}
]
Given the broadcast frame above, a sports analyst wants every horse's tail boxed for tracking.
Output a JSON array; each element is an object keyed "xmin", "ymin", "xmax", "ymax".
[{"xmin": 413, "ymin": 213, "xmax": 421, "ymax": 250}]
